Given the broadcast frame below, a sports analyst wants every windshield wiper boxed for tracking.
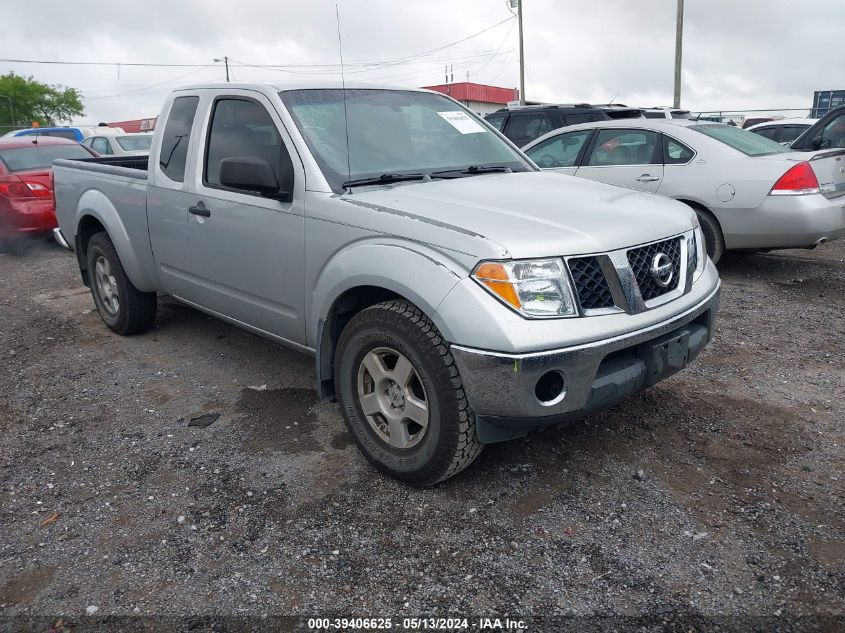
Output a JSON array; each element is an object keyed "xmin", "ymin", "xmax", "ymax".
[
  {"xmin": 430, "ymin": 165, "xmax": 513, "ymax": 178},
  {"xmin": 342, "ymin": 173, "xmax": 426, "ymax": 189}
]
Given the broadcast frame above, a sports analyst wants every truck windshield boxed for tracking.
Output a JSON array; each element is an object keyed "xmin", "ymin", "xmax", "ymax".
[
  {"xmin": 690, "ymin": 124, "xmax": 787, "ymax": 156},
  {"xmin": 0, "ymin": 144, "xmax": 92, "ymax": 172},
  {"xmin": 279, "ymin": 89, "xmax": 532, "ymax": 192}
]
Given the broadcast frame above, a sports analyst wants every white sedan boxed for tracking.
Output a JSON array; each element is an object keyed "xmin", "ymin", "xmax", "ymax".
[
  {"xmin": 746, "ymin": 117, "xmax": 819, "ymax": 147},
  {"xmin": 81, "ymin": 132, "xmax": 152, "ymax": 157},
  {"xmin": 522, "ymin": 119, "xmax": 845, "ymax": 262}
]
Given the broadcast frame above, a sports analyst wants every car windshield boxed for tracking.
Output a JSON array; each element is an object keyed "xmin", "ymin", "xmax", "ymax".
[
  {"xmin": 690, "ymin": 124, "xmax": 787, "ymax": 156},
  {"xmin": 279, "ymin": 88, "xmax": 531, "ymax": 191},
  {"xmin": 116, "ymin": 135, "xmax": 152, "ymax": 151},
  {"xmin": 0, "ymin": 143, "xmax": 91, "ymax": 172}
]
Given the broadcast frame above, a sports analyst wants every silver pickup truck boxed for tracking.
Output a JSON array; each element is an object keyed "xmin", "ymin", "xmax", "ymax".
[{"xmin": 53, "ymin": 83, "xmax": 720, "ymax": 485}]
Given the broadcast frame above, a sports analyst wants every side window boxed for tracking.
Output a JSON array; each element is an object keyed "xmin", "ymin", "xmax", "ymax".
[
  {"xmin": 779, "ymin": 126, "xmax": 806, "ymax": 144},
  {"xmin": 204, "ymin": 98, "xmax": 294, "ymax": 195},
  {"xmin": 485, "ymin": 114, "xmax": 507, "ymax": 131},
  {"xmin": 643, "ymin": 111, "xmax": 665, "ymax": 119},
  {"xmin": 588, "ymin": 129, "xmax": 661, "ymax": 166},
  {"xmin": 752, "ymin": 126, "xmax": 779, "ymax": 141},
  {"xmin": 81, "ymin": 138, "xmax": 93, "ymax": 147},
  {"xmin": 159, "ymin": 96, "xmax": 199, "ymax": 183},
  {"xmin": 504, "ymin": 113, "xmax": 552, "ymax": 146},
  {"xmin": 526, "ymin": 130, "xmax": 591, "ymax": 168},
  {"xmin": 91, "ymin": 137, "xmax": 112, "ymax": 155},
  {"xmin": 819, "ymin": 114, "xmax": 845, "ymax": 149},
  {"xmin": 663, "ymin": 136, "xmax": 695, "ymax": 164}
]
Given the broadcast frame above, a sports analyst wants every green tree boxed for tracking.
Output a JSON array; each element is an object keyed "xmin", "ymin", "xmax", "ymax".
[{"xmin": 0, "ymin": 72, "xmax": 84, "ymax": 130}]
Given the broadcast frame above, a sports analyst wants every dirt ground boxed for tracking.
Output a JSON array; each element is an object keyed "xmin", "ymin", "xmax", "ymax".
[{"xmin": 0, "ymin": 237, "xmax": 843, "ymax": 631}]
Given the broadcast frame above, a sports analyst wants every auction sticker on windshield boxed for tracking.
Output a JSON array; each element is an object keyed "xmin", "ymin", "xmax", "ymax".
[{"xmin": 437, "ymin": 111, "xmax": 485, "ymax": 134}]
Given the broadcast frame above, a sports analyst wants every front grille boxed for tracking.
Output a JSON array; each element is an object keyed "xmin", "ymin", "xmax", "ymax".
[
  {"xmin": 627, "ymin": 237, "xmax": 682, "ymax": 301},
  {"xmin": 568, "ymin": 256, "xmax": 615, "ymax": 310}
]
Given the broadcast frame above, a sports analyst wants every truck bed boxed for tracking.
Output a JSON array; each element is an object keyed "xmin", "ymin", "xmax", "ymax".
[{"xmin": 53, "ymin": 155, "xmax": 149, "ymax": 180}]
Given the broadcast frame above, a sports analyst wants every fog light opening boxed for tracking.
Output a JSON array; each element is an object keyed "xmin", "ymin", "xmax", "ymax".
[{"xmin": 535, "ymin": 370, "xmax": 566, "ymax": 406}]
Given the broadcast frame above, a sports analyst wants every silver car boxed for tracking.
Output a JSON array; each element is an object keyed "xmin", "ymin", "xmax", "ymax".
[
  {"xmin": 523, "ymin": 119, "xmax": 845, "ymax": 262},
  {"xmin": 81, "ymin": 132, "xmax": 153, "ymax": 156}
]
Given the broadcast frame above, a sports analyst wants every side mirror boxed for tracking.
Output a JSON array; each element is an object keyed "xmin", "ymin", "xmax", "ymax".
[{"xmin": 218, "ymin": 156, "xmax": 292, "ymax": 202}]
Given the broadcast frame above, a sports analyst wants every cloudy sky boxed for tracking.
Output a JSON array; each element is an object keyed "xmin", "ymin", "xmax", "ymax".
[{"xmin": 0, "ymin": 0, "xmax": 842, "ymax": 125}]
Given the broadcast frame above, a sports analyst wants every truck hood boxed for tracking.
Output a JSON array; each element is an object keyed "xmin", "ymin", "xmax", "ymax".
[{"xmin": 349, "ymin": 171, "xmax": 696, "ymax": 258}]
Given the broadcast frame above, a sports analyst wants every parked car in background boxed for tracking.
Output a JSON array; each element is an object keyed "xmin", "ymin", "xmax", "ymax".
[
  {"xmin": 3, "ymin": 126, "xmax": 91, "ymax": 142},
  {"xmin": 52, "ymin": 82, "xmax": 720, "ymax": 485},
  {"xmin": 642, "ymin": 107, "xmax": 692, "ymax": 119},
  {"xmin": 522, "ymin": 118, "xmax": 845, "ymax": 262},
  {"xmin": 746, "ymin": 118, "xmax": 818, "ymax": 146},
  {"xmin": 485, "ymin": 104, "xmax": 609, "ymax": 147},
  {"xmin": 81, "ymin": 132, "xmax": 153, "ymax": 156},
  {"xmin": 0, "ymin": 136, "xmax": 96, "ymax": 243},
  {"xmin": 741, "ymin": 116, "xmax": 780, "ymax": 129},
  {"xmin": 790, "ymin": 105, "xmax": 845, "ymax": 151}
]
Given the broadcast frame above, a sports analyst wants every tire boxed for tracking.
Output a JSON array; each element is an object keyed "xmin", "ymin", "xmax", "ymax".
[
  {"xmin": 86, "ymin": 232, "xmax": 157, "ymax": 335},
  {"xmin": 334, "ymin": 300, "xmax": 483, "ymax": 486},
  {"xmin": 695, "ymin": 209, "xmax": 725, "ymax": 264}
]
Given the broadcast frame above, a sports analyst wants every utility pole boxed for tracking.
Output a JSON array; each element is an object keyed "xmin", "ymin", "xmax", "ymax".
[
  {"xmin": 516, "ymin": 0, "xmax": 525, "ymax": 105},
  {"xmin": 214, "ymin": 56, "xmax": 230, "ymax": 82},
  {"xmin": 673, "ymin": 0, "xmax": 684, "ymax": 108}
]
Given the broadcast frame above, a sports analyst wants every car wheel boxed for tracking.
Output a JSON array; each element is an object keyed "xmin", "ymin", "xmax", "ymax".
[
  {"xmin": 86, "ymin": 232, "xmax": 157, "ymax": 335},
  {"xmin": 695, "ymin": 209, "xmax": 725, "ymax": 264},
  {"xmin": 334, "ymin": 300, "xmax": 483, "ymax": 486}
]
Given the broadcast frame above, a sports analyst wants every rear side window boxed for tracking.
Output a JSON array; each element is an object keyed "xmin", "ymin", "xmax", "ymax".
[
  {"xmin": 204, "ymin": 98, "xmax": 293, "ymax": 194},
  {"xmin": 779, "ymin": 126, "xmax": 809, "ymax": 144},
  {"xmin": 485, "ymin": 114, "xmax": 507, "ymax": 131},
  {"xmin": 691, "ymin": 124, "xmax": 786, "ymax": 156},
  {"xmin": 751, "ymin": 126, "xmax": 780, "ymax": 142},
  {"xmin": 663, "ymin": 136, "xmax": 695, "ymax": 164},
  {"xmin": 91, "ymin": 137, "xmax": 113, "ymax": 155},
  {"xmin": 159, "ymin": 96, "xmax": 199, "ymax": 182},
  {"xmin": 504, "ymin": 113, "xmax": 551, "ymax": 146}
]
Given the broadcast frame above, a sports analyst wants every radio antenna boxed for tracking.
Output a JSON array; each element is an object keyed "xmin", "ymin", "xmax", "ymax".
[{"xmin": 336, "ymin": 3, "xmax": 352, "ymax": 193}]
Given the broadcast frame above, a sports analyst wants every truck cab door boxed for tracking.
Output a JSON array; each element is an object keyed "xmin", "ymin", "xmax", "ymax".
[
  {"xmin": 183, "ymin": 93, "xmax": 306, "ymax": 345},
  {"xmin": 575, "ymin": 128, "xmax": 664, "ymax": 193},
  {"xmin": 147, "ymin": 95, "xmax": 201, "ymax": 298}
]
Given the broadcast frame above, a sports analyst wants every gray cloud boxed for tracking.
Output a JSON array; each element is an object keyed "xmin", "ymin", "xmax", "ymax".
[{"xmin": 0, "ymin": 0, "xmax": 839, "ymax": 124}]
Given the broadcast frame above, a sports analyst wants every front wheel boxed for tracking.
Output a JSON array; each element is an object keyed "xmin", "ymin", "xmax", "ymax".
[
  {"xmin": 86, "ymin": 232, "xmax": 157, "ymax": 335},
  {"xmin": 695, "ymin": 209, "xmax": 725, "ymax": 264},
  {"xmin": 334, "ymin": 300, "xmax": 483, "ymax": 486}
]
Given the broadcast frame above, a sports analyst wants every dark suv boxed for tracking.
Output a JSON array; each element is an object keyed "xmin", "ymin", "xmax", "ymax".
[{"xmin": 485, "ymin": 104, "xmax": 610, "ymax": 148}]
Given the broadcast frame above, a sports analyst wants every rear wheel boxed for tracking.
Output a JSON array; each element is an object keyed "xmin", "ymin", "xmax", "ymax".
[
  {"xmin": 86, "ymin": 232, "xmax": 157, "ymax": 335},
  {"xmin": 334, "ymin": 300, "xmax": 483, "ymax": 486}
]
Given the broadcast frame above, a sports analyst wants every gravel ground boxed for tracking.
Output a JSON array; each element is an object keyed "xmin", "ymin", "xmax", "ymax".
[{"xmin": 0, "ymin": 237, "xmax": 843, "ymax": 631}]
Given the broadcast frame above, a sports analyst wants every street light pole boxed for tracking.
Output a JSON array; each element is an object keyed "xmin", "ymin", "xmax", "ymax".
[
  {"xmin": 0, "ymin": 94, "xmax": 14, "ymax": 129},
  {"xmin": 214, "ymin": 56, "xmax": 230, "ymax": 82},
  {"xmin": 673, "ymin": 0, "xmax": 684, "ymax": 108},
  {"xmin": 517, "ymin": 0, "xmax": 525, "ymax": 105}
]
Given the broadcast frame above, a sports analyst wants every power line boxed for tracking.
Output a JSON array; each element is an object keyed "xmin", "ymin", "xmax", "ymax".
[{"xmin": 0, "ymin": 17, "xmax": 515, "ymax": 73}]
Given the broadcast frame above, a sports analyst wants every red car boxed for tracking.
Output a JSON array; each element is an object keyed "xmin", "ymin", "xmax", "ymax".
[{"xmin": 0, "ymin": 136, "xmax": 96, "ymax": 240}]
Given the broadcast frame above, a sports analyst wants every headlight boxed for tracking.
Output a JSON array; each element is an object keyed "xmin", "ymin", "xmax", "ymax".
[
  {"xmin": 472, "ymin": 258, "xmax": 578, "ymax": 318},
  {"xmin": 688, "ymin": 216, "xmax": 706, "ymax": 281}
]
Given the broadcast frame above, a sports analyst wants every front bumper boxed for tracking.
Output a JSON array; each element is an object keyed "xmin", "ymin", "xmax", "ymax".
[{"xmin": 451, "ymin": 284, "xmax": 720, "ymax": 443}]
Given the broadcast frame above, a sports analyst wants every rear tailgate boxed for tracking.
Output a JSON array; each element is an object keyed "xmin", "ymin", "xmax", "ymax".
[{"xmin": 808, "ymin": 148, "xmax": 845, "ymax": 198}]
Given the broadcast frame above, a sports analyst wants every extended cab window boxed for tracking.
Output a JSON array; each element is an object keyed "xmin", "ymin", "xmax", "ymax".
[
  {"xmin": 159, "ymin": 96, "xmax": 199, "ymax": 182},
  {"xmin": 204, "ymin": 98, "xmax": 294, "ymax": 194}
]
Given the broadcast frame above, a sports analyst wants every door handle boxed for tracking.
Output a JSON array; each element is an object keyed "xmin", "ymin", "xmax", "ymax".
[
  {"xmin": 188, "ymin": 202, "xmax": 210, "ymax": 217},
  {"xmin": 636, "ymin": 174, "xmax": 661, "ymax": 182}
]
